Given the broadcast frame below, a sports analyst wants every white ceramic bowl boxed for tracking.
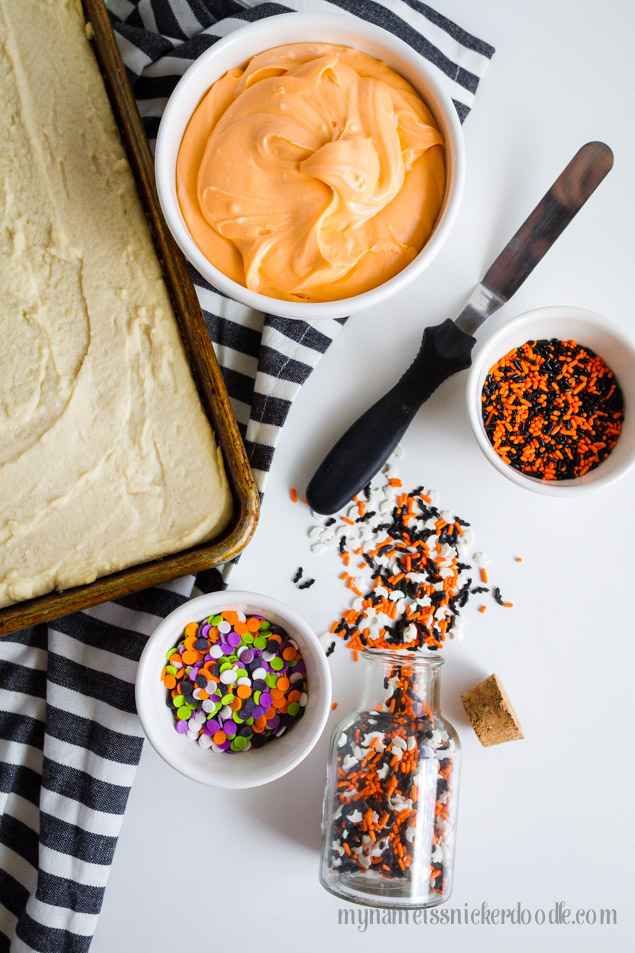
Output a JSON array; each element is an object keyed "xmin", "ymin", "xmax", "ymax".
[
  {"xmin": 467, "ymin": 306, "xmax": 635, "ymax": 495},
  {"xmin": 136, "ymin": 590, "xmax": 331, "ymax": 788},
  {"xmin": 155, "ymin": 12, "xmax": 465, "ymax": 320}
]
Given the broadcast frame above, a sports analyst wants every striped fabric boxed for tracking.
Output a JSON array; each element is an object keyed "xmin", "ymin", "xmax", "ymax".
[{"xmin": 0, "ymin": 2, "xmax": 494, "ymax": 950}]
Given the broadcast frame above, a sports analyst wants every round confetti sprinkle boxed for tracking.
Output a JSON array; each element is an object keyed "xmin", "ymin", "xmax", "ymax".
[{"xmin": 161, "ymin": 610, "xmax": 309, "ymax": 754}]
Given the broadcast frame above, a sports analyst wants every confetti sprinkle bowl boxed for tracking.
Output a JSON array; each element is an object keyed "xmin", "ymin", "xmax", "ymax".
[
  {"xmin": 155, "ymin": 12, "xmax": 465, "ymax": 320},
  {"xmin": 136, "ymin": 591, "xmax": 332, "ymax": 788},
  {"xmin": 467, "ymin": 306, "xmax": 635, "ymax": 495}
]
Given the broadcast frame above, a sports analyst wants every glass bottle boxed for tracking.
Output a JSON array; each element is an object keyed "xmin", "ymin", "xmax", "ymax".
[{"xmin": 319, "ymin": 651, "xmax": 460, "ymax": 908}]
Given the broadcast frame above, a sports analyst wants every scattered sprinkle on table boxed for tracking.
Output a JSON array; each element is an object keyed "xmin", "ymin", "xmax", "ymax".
[
  {"xmin": 482, "ymin": 338, "xmax": 624, "ymax": 479},
  {"xmin": 307, "ymin": 457, "xmax": 512, "ymax": 655},
  {"xmin": 161, "ymin": 611, "xmax": 308, "ymax": 751}
]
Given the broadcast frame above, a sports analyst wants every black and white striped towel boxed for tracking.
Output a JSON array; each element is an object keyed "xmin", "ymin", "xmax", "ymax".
[{"xmin": 0, "ymin": 2, "xmax": 493, "ymax": 950}]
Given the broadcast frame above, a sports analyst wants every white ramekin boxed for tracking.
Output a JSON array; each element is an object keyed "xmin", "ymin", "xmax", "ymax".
[
  {"xmin": 466, "ymin": 306, "xmax": 635, "ymax": 496},
  {"xmin": 136, "ymin": 590, "xmax": 332, "ymax": 788},
  {"xmin": 155, "ymin": 12, "xmax": 465, "ymax": 320}
]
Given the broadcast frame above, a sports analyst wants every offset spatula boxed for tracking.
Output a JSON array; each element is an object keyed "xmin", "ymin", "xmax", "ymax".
[{"xmin": 306, "ymin": 141, "xmax": 614, "ymax": 514}]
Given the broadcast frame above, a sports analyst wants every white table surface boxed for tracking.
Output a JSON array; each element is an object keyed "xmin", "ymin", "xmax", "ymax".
[{"xmin": 93, "ymin": 2, "xmax": 635, "ymax": 950}]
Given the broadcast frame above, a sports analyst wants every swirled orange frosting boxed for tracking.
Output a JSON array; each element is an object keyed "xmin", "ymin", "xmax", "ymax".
[{"xmin": 176, "ymin": 43, "xmax": 445, "ymax": 302}]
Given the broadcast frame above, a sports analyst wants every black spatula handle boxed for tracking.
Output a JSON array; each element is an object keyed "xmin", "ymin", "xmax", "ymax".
[{"xmin": 306, "ymin": 320, "xmax": 475, "ymax": 514}]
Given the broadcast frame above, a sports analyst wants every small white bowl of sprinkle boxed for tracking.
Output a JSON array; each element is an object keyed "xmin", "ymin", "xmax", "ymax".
[
  {"xmin": 136, "ymin": 590, "xmax": 332, "ymax": 788},
  {"xmin": 467, "ymin": 306, "xmax": 635, "ymax": 495}
]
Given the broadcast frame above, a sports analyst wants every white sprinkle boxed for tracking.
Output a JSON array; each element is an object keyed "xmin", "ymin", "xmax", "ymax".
[
  {"xmin": 218, "ymin": 621, "xmax": 231, "ymax": 634},
  {"xmin": 198, "ymin": 734, "xmax": 213, "ymax": 749},
  {"xmin": 251, "ymin": 666, "xmax": 267, "ymax": 680},
  {"xmin": 308, "ymin": 526, "xmax": 322, "ymax": 540},
  {"xmin": 473, "ymin": 551, "xmax": 489, "ymax": 565},
  {"xmin": 209, "ymin": 645, "xmax": 223, "ymax": 659},
  {"xmin": 220, "ymin": 669, "xmax": 236, "ymax": 684},
  {"xmin": 311, "ymin": 542, "xmax": 327, "ymax": 554},
  {"xmin": 362, "ymin": 731, "xmax": 386, "ymax": 752}
]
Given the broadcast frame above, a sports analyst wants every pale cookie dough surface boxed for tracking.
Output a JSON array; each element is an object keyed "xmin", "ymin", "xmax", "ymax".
[{"xmin": 0, "ymin": 0, "xmax": 233, "ymax": 609}]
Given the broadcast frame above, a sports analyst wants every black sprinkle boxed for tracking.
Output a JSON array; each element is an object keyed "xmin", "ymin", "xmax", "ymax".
[
  {"xmin": 493, "ymin": 587, "xmax": 505, "ymax": 606},
  {"xmin": 325, "ymin": 641, "xmax": 336, "ymax": 657},
  {"xmin": 292, "ymin": 567, "xmax": 303, "ymax": 584},
  {"xmin": 471, "ymin": 586, "xmax": 489, "ymax": 594},
  {"xmin": 298, "ymin": 578, "xmax": 315, "ymax": 590}
]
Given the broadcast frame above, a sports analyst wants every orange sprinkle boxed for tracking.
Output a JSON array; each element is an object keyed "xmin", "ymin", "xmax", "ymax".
[{"xmin": 290, "ymin": 487, "xmax": 298, "ymax": 503}]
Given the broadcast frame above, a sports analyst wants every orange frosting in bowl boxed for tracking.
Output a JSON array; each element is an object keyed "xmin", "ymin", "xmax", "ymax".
[{"xmin": 176, "ymin": 43, "xmax": 445, "ymax": 303}]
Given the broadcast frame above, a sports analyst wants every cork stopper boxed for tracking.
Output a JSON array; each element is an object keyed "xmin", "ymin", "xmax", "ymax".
[{"xmin": 461, "ymin": 673, "xmax": 523, "ymax": 747}]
